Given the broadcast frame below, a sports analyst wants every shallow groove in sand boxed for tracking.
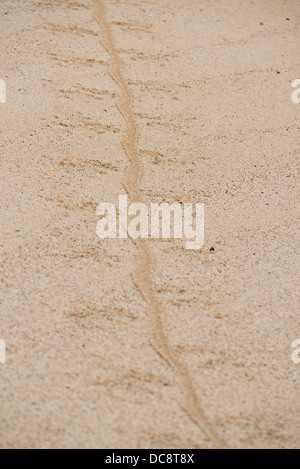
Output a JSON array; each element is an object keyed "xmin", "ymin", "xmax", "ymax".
[{"xmin": 93, "ymin": 0, "xmax": 226, "ymax": 448}]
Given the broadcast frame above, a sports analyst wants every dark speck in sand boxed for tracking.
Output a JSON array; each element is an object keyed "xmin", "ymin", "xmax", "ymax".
[{"xmin": 210, "ymin": 247, "xmax": 215, "ymax": 252}]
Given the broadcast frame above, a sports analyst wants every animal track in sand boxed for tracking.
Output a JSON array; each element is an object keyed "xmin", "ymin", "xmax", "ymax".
[
  {"xmin": 110, "ymin": 0, "xmax": 155, "ymax": 6},
  {"xmin": 47, "ymin": 52, "xmax": 105, "ymax": 68},
  {"xmin": 111, "ymin": 20, "xmax": 153, "ymax": 35},
  {"xmin": 128, "ymin": 79, "xmax": 192, "ymax": 100},
  {"xmin": 140, "ymin": 147, "xmax": 209, "ymax": 166},
  {"xmin": 118, "ymin": 48, "xmax": 179, "ymax": 64},
  {"xmin": 59, "ymin": 158, "xmax": 119, "ymax": 174},
  {"xmin": 93, "ymin": 0, "xmax": 227, "ymax": 449},
  {"xmin": 57, "ymin": 112, "xmax": 120, "ymax": 135},
  {"xmin": 34, "ymin": 0, "xmax": 88, "ymax": 10},
  {"xmin": 135, "ymin": 112, "xmax": 191, "ymax": 136},
  {"xmin": 42, "ymin": 79, "xmax": 117, "ymax": 101},
  {"xmin": 42, "ymin": 22, "xmax": 99, "ymax": 37}
]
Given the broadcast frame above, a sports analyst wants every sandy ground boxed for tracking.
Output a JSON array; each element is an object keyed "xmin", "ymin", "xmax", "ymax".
[{"xmin": 0, "ymin": 0, "xmax": 299, "ymax": 449}]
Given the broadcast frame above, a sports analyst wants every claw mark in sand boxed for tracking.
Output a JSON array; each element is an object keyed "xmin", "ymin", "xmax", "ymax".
[{"xmin": 93, "ymin": 0, "xmax": 226, "ymax": 448}]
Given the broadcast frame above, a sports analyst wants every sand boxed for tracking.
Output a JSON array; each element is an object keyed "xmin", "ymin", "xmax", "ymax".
[{"xmin": 0, "ymin": 0, "xmax": 299, "ymax": 449}]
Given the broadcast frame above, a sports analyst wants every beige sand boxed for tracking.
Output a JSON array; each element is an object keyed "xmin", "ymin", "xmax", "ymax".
[{"xmin": 0, "ymin": 0, "xmax": 299, "ymax": 449}]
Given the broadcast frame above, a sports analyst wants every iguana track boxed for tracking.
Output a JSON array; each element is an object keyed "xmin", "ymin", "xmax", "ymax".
[{"xmin": 93, "ymin": 0, "xmax": 226, "ymax": 449}]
